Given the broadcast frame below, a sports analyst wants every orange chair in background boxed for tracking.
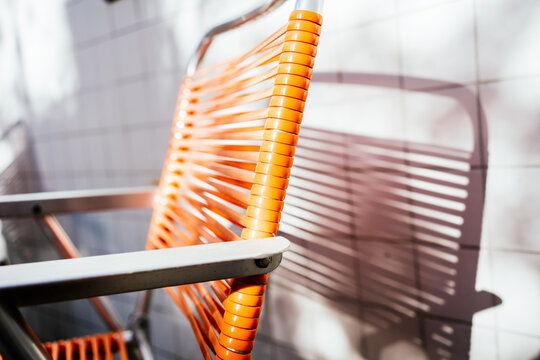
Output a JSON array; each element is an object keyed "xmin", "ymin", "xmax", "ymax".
[{"xmin": 0, "ymin": 0, "xmax": 323, "ymax": 359}]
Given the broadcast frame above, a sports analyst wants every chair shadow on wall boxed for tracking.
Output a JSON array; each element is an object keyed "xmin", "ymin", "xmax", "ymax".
[{"xmin": 271, "ymin": 73, "xmax": 502, "ymax": 359}]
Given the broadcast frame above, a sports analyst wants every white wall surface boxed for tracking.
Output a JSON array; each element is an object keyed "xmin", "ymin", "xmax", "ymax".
[{"xmin": 1, "ymin": 0, "xmax": 539, "ymax": 359}]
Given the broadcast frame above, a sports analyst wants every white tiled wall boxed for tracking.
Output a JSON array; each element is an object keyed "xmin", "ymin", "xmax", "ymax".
[
  {"xmin": 1, "ymin": 0, "xmax": 539, "ymax": 359},
  {"xmin": 476, "ymin": 0, "xmax": 540, "ymax": 81},
  {"xmin": 399, "ymin": 0, "xmax": 477, "ymax": 88}
]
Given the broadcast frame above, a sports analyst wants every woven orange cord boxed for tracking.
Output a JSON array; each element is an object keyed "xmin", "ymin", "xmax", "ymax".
[
  {"xmin": 216, "ymin": 10, "xmax": 322, "ymax": 360},
  {"xmin": 43, "ymin": 331, "xmax": 127, "ymax": 360},
  {"xmin": 144, "ymin": 9, "xmax": 321, "ymax": 360},
  {"xmin": 0, "ymin": 331, "xmax": 127, "ymax": 360}
]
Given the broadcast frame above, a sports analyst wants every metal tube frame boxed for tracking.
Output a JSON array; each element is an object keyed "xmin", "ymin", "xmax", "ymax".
[
  {"xmin": 131, "ymin": 289, "xmax": 154, "ymax": 359},
  {"xmin": 37, "ymin": 214, "xmax": 125, "ymax": 332},
  {"xmin": 0, "ymin": 299, "xmax": 52, "ymax": 360},
  {"xmin": 130, "ymin": 313, "xmax": 154, "ymax": 360},
  {"xmin": 186, "ymin": 0, "xmax": 324, "ymax": 76},
  {"xmin": 186, "ymin": 0, "xmax": 287, "ymax": 75},
  {"xmin": 135, "ymin": 290, "xmax": 153, "ymax": 319},
  {"xmin": 0, "ymin": 237, "xmax": 289, "ymax": 306},
  {"xmin": 0, "ymin": 186, "xmax": 155, "ymax": 218}
]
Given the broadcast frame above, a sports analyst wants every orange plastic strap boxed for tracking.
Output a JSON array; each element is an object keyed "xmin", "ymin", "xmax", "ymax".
[
  {"xmin": 223, "ymin": 312, "xmax": 260, "ymax": 330},
  {"xmin": 274, "ymin": 74, "xmax": 310, "ymax": 92},
  {"xmin": 261, "ymin": 140, "xmax": 297, "ymax": 156},
  {"xmin": 39, "ymin": 331, "xmax": 127, "ymax": 360},
  {"xmin": 217, "ymin": 9, "xmax": 322, "ymax": 359},
  {"xmin": 265, "ymin": 118, "xmax": 301, "ymax": 134},
  {"xmin": 252, "ymin": 173, "xmax": 289, "ymax": 190}
]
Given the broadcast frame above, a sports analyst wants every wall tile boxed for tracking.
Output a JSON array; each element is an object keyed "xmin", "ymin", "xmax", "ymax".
[
  {"xmin": 470, "ymin": 325, "xmax": 498, "ymax": 360},
  {"xmin": 402, "ymin": 85, "xmax": 481, "ymax": 166},
  {"xmin": 363, "ymin": 306, "xmax": 426, "ymax": 360},
  {"xmin": 50, "ymin": 138, "xmax": 72, "ymax": 173},
  {"xmin": 400, "ymin": 0, "xmax": 476, "ymax": 88},
  {"xmin": 323, "ymin": 0, "xmax": 397, "ymax": 31},
  {"xmin": 67, "ymin": 0, "xmax": 111, "ymax": 44},
  {"xmin": 78, "ymin": 90, "xmax": 100, "ymax": 130},
  {"xmin": 410, "ymin": 169, "xmax": 486, "ymax": 248},
  {"xmin": 197, "ymin": 1, "xmax": 260, "ymax": 32},
  {"xmin": 480, "ymin": 77, "xmax": 540, "ymax": 167},
  {"xmin": 145, "ymin": 72, "xmax": 180, "ymax": 124},
  {"xmin": 476, "ymin": 0, "xmax": 540, "ymax": 80},
  {"xmin": 252, "ymin": 339, "xmax": 275, "ymax": 359},
  {"xmin": 335, "ymin": 89, "xmax": 405, "ymax": 140},
  {"xmin": 150, "ymin": 0, "xmax": 181, "ymax": 19},
  {"xmin": 153, "ymin": 125, "xmax": 171, "ymax": 168},
  {"xmin": 86, "ymin": 133, "xmax": 107, "ymax": 173},
  {"xmin": 98, "ymin": 86, "xmax": 122, "ymax": 127},
  {"xmin": 149, "ymin": 309, "xmax": 203, "ymax": 360},
  {"xmin": 423, "ymin": 318, "xmax": 496, "ymax": 360},
  {"xmin": 104, "ymin": 129, "xmax": 130, "ymax": 172},
  {"xmin": 129, "ymin": 127, "xmax": 153, "ymax": 171},
  {"xmin": 95, "ymin": 39, "xmax": 116, "ymax": 87},
  {"xmin": 351, "ymin": 170, "xmax": 413, "ymax": 241},
  {"xmin": 75, "ymin": 46, "xmax": 99, "ymax": 90},
  {"xmin": 483, "ymin": 168, "xmax": 540, "ymax": 252},
  {"xmin": 274, "ymin": 346, "xmax": 307, "ymax": 360},
  {"xmin": 137, "ymin": 0, "xmax": 160, "ymax": 22},
  {"xmin": 417, "ymin": 247, "xmax": 498, "ymax": 324},
  {"xmin": 33, "ymin": 141, "xmax": 55, "ymax": 177},
  {"xmin": 70, "ymin": 134, "xmax": 89, "ymax": 173},
  {"xmin": 339, "ymin": 18, "xmax": 400, "ymax": 81},
  {"xmin": 117, "ymin": 79, "xmax": 150, "ymax": 125},
  {"xmin": 112, "ymin": 31, "xmax": 144, "ymax": 80},
  {"xmin": 169, "ymin": 11, "xmax": 201, "ymax": 70},
  {"xmin": 268, "ymin": 283, "xmax": 363, "ymax": 360},
  {"xmin": 109, "ymin": 0, "xmax": 139, "ymax": 30},
  {"xmin": 497, "ymin": 331, "xmax": 540, "ymax": 360},
  {"xmin": 490, "ymin": 250, "xmax": 540, "ymax": 336},
  {"xmin": 398, "ymin": 0, "xmax": 456, "ymax": 13},
  {"xmin": 140, "ymin": 21, "xmax": 180, "ymax": 75},
  {"xmin": 356, "ymin": 242, "xmax": 418, "ymax": 306}
]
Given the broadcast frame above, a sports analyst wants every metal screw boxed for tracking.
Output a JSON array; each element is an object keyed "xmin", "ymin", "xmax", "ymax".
[
  {"xmin": 32, "ymin": 204, "xmax": 42, "ymax": 215},
  {"xmin": 255, "ymin": 257, "xmax": 271, "ymax": 268}
]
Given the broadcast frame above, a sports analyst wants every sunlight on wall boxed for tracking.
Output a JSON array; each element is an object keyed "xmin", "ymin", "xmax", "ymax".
[
  {"xmin": 381, "ymin": 340, "xmax": 428, "ymax": 359},
  {"xmin": 0, "ymin": 139, "xmax": 15, "ymax": 174},
  {"xmin": 312, "ymin": 312, "xmax": 360, "ymax": 359},
  {"xmin": 1, "ymin": 0, "xmax": 77, "ymax": 124},
  {"xmin": 292, "ymin": 294, "xmax": 363, "ymax": 360},
  {"xmin": 0, "ymin": 1, "xmax": 26, "ymax": 128}
]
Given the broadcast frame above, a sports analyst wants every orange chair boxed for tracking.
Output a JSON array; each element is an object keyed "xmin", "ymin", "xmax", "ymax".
[{"xmin": 0, "ymin": 0, "xmax": 323, "ymax": 359}]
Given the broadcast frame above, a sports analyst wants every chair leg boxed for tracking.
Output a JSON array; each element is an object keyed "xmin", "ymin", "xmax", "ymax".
[
  {"xmin": 36, "ymin": 214, "xmax": 125, "ymax": 332},
  {"xmin": 0, "ymin": 222, "xmax": 9, "ymax": 266},
  {"xmin": 125, "ymin": 312, "xmax": 154, "ymax": 360},
  {"xmin": 0, "ymin": 298, "xmax": 52, "ymax": 360},
  {"xmin": 130, "ymin": 317, "xmax": 154, "ymax": 360},
  {"xmin": 128, "ymin": 291, "xmax": 154, "ymax": 360},
  {"xmin": 134, "ymin": 290, "xmax": 153, "ymax": 318}
]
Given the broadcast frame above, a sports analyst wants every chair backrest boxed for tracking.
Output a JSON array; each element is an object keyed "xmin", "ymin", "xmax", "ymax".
[{"xmin": 145, "ymin": 8, "xmax": 322, "ymax": 360}]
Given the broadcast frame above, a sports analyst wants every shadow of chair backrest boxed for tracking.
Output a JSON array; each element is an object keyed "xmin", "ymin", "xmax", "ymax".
[
  {"xmin": 0, "ymin": 121, "xmax": 53, "ymax": 264},
  {"xmin": 270, "ymin": 74, "xmax": 501, "ymax": 359}
]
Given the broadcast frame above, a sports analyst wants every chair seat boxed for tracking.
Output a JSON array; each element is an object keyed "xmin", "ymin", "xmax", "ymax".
[{"xmin": 43, "ymin": 331, "xmax": 128, "ymax": 360}]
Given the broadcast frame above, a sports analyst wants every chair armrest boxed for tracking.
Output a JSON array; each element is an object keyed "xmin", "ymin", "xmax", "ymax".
[
  {"xmin": 0, "ymin": 237, "xmax": 290, "ymax": 306},
  {"xmin": 0, "ymin": 187, "xmax": 156, "ymax": 218}
]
